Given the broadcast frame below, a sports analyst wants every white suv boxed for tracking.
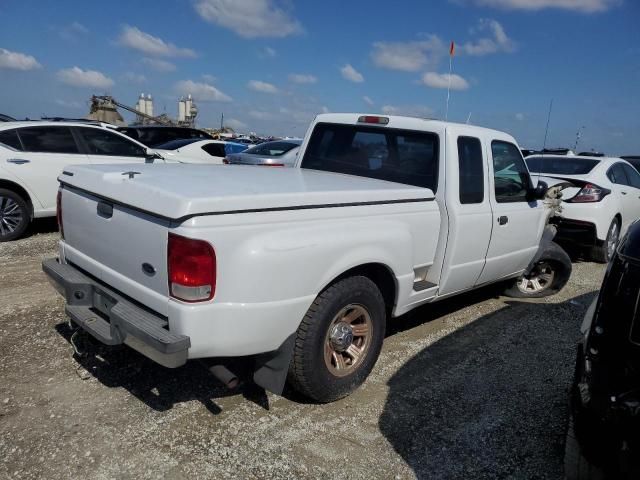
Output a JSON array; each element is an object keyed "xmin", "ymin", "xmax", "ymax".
[{"xmin": 0, "ymin": 121, "xmax": 160, "ymax": 241}]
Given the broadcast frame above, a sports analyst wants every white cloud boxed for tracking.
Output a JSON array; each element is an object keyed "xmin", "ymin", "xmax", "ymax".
[
  {"xmin": 381, "ymin": 104, "xmax": 435, "ymax": 117},
  {"xmin": 515, "ymin": 112, "xmax": 525, "ymax": 121},
  {"xmin": 0, "ymin": 48, "xmax": 41, "ymax": 70},
  {"xmin": 262, "ymin": 46, "xmax": 277, "ymax": 57},
  {"xmin": 59, "ymin": 22, "xmax": 89, "ymax": 40},
  {"xmin": 122, "ymin": 72, "xmax": 147, "ymax": 84},
  {"xmin": 421, "ymin": 72, "xmax": 469, "ymax": 90},
  {"xmin": 340, "ymin": 64, "xmax": 364, "ymax": 83},
  {"xmin": 363, "ymin": 96, "xmax": 374, "ymax": 106},
  {"xmin": 194, "ymin": 0, "xmax": 303, "ymax": 38},
  {"xmin": 175, "ymin": 79, "xmax": 232, "ymax": 102},
  {"xmin": 225, "ymin": 118, "xmax": 248, "ymax": 130},
  {"xmin": 56, "ymin": 67, "xmax": 114, "ymax": 88},
  {"xmin": 55, "ymin": 99, "xmax": 83, "ymax": 109},
  {"xmin": 248, "ymin": 80, "xmax": 278, "ymax": 93},
  {"xmin": 118, "ymin": 25, "xmax": 196, "ymax": 57},
  {"xmin": 288, "ymin": 73, "xmax": 317, "ymax": 84},
  {"xmin": 371, "ymin": 35, "xmax": 445, "ymax": 72},
  {"xmin": 457, "ymin": 0, "xmax": 620, "ymax": 13},
  {"xmin": 142, "ymin": 57, "xmax": 176, "ymax": 72},
  {"xmin": 249, "ymin": 110, "xmax": 273, "ymax": 120},
  {"xmin": 461, "ymin": 19, "xmax": 515, "ymax": 55}
]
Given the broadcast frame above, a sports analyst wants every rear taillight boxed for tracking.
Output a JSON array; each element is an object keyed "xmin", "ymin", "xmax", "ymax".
[
  {"xmin": 223, "ymin": 158, "xmax": 230, "ymax": 164},
  {"xmin": 568, "ymin": 183, "xmax": 610, "ymax": 203},
  {"xmin": 56, "ymin": 189, "xmax": 64, "ymax": 239},
  {"xmin": 168, "ymin": 233, "xmax": 216, "ymax": 302}
]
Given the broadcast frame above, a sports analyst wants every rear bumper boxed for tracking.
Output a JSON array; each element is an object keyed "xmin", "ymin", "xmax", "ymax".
[
  {"xmin": 42, "ymin": 258, "xmax": 190, "ymax": 368},
  {"xmin": 554, "ymin": 218, "xmax": 599, "ymax": 248}
]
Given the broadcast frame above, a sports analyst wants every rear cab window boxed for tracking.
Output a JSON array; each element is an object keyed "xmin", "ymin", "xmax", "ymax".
[
  {"xmin": 300, "ymin": 123, "xmax": 439, "ymax": 191},
  {"xmin": 491, "ymin": 140, "xmax": 532, "ymax": 203}
]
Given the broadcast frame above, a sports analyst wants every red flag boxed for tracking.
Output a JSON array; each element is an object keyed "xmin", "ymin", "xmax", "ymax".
[{"xmin": 449, "ymin": 41, "xmax": 455, "ymax": 57}]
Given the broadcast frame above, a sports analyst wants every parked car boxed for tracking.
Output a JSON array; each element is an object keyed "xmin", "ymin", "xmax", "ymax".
[
  {"xmin": 116, "ymin": 126, "xmax": 214, "ymax": 148},
  {"xmin": 43, "ymin": 113, "xmax": 571, "ymax": 403},
  {"xmin": 0, "ymin": 121, "xmax": 162, "ymax": 241},
  {"xmin": 225, "ymin": 139, "xmax": 302, "ymax": 166},
  {"xmin": 565, "ymin": 219, "xmax": 640, "ymax": 479},
  {"xmin": 525, "ymin": 154, "xmax": 640, "ymax": 262},
  {"xmin": 154, "ymin": 139, "xmax": 248, "ymax": 164}
]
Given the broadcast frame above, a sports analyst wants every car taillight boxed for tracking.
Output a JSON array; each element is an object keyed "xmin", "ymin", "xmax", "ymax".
[
  {"xmin": 56, "ymin": 189, "xmax": 64, "ymax": 239},
  {"xmin": 168, "ymin": 233, "xmax": 216, "ymax": 302},
  {"xmin": 223, "ymin": 158, "xmax": 230, "ymax": 164},
  {"xmin": 568, "ymin": 183, "xmax": 610, "ymax": 203}
]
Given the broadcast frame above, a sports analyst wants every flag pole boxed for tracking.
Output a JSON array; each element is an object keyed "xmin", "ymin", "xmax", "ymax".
[{"xmin": 446, "ymin": 41, "xmax": 454, "ymax": 121}]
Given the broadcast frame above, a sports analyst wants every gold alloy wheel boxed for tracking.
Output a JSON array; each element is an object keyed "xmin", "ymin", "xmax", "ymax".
[{"xmin": 323, "ymin": 304, "xmax": 372, "ymax": 377}]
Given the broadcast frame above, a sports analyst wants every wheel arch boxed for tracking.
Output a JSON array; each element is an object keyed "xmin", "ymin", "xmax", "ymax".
[
  {"xmin": 0, "ymin": 179, "xmax": 34, "ymax": 218},
  {"xmin": 319, "ymin": 263, "xmax": 397, "ymax": 315}
]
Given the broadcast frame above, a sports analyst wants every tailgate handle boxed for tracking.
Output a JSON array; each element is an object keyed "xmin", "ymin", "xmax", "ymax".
[{"xmin": 97, "ymin": 201, "xmax": 113, "ymax": 219}]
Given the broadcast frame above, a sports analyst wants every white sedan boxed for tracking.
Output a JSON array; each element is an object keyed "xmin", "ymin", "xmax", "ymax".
[
  {"xmin": 525, "ymin": 154, "xmax": 640, "ymax": 262},
  {"xmin": 154, "ymin": 139, "xmax": 247, "ymax": 164}
]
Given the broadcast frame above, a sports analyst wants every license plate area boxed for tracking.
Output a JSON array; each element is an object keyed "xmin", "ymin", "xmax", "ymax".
[{"xmin": 91, "ymin": 288, "xmax": 117, "ymax": 320}]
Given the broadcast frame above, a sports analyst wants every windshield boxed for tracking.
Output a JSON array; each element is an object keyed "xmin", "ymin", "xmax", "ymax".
[
  {"xmin": 525, "ymin": 156, "xmax": 600, "ymax": 175},
  {"xmin": 246, "ymin": 141, "xmax": 300, "ymax": 156},
  {"xmin": 155, "ymin": 138, "xmax": 201, "ymax": 150}
]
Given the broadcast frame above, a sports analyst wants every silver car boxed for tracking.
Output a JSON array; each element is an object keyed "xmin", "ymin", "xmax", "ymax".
[{"xmin": 225, "ymin": 139, "xmax": 301, "ymax": 167}]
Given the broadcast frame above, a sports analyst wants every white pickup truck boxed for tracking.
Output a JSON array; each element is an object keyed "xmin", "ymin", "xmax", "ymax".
[{"xmin": 43, "ymin": 114, "xmax": 571, "ymax": 403}]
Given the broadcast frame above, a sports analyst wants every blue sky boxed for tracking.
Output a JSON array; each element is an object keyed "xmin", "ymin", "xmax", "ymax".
[{"xmin": 0, "ymin": 0, "xmax": 638, "ymax": 153}]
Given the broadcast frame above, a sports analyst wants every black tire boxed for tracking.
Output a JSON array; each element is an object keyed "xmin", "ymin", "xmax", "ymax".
[
  {"xmin": 0, "ymin": 188, "xmax": 30, "ymax": 242},
  {"xmin": 287, "ymin": 276, "xmax": 386, "ymax": 403},
  {"xmin": 591, "ymin": 218, "xmax": 620, "ymax": 264},
  {"xmin": 504, "ymin": 241, "xmax": 572, "ymax": 298}
]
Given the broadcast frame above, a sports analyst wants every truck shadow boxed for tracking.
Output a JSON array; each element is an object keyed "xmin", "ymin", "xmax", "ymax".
[
  {"xmin": 378, "ymin": 291, "xmax": 595, "ymax": 479},
  {"xmin": 54, "ymin": 323, "xmax": 262, "ymax": 414}
]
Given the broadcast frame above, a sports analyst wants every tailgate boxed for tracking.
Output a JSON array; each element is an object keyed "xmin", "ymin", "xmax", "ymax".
[{"xmin": 60, "ymin": 187, "xmax": 170, "ymax": 316}]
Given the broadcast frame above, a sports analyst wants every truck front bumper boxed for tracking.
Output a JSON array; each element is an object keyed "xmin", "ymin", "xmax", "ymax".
[{"xmin": 42, "ymin": 258, "xmax": 190, "ymax": 368}]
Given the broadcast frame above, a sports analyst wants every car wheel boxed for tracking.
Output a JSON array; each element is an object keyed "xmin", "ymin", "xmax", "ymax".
[
  {"xmin": 504, "ymin": 241, "xmax": 572, "ymax": 298},
  {"xmin": 287, "ymin": 276, "xmax": 386, "ymax": 403},
  {"xmin": 0, "ymin": 188, "xmax": 30, "ymax": 242},
  {"xmin": 591, "ymin": 218, "xmax": 620, "ymax": 264}
]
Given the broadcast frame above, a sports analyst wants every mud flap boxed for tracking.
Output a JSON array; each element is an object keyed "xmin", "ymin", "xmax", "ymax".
[
  {"xmin": 525, "ymin": 224, "xmax": 558, "ymax": 275},
  {"xmin": 253, "ymin": 333, "xmax": 296, "ymax": 395}
]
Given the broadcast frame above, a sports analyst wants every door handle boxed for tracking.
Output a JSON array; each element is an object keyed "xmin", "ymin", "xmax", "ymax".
[
  {"xmin": 621, "ymin": 191, "xmax": 628, "ymax": 195},
  {"xmin": 497, "ymin": 215, "xmax": 509, "ymax": 225},
  {"xmin": 6, "ymin": 158, "xmax": 30, "ymax": 165}
]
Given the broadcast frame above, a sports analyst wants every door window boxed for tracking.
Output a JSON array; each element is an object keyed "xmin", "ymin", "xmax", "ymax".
[
  {"xmin": 77, "ymin": 128, "xmax": 146, "ymax": 157},
  {"xmin": 609, "ymin": 163, "xmax": 629, "ymax": 186},
  {"xmin": 491, "ymin": 140, "xmax": 531, "ymax": 203},
  {"xmin": 0, "ymin": 129, "xmax": 22, "ymax": 150},
  {"xmin": 622, "ymin": 164, "xmax": 640, "ymax": 189},
  {"xmin": 201, "ymin": 143, "xmax": 226, "ymax": 157},
  {"xmin": 457, "ymin": 136, "xmax": 484, "ymax": 204},
  {"xmin": 18, "ymin": 126, "xmax": 79, "ymax": 153}
]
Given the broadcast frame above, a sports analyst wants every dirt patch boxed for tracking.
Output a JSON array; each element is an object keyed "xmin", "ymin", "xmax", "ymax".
[{"xmin": 0, "ymin": 232, "xmax": 605, "ymax": 479}]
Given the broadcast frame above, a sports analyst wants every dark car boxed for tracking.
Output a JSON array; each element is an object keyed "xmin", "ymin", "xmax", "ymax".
[
  {"xmin": 117, "ymin": 126, "xmax": 214, "ymax": 148},
  {"xmin": 566, "ymin": 219, "xmax": 640, "ymax": 478}
]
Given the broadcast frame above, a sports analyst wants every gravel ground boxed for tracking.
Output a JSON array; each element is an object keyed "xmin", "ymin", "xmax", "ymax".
[{"xmin": 0, "ymin": 227, "xmax": 605, "ymax": 479}]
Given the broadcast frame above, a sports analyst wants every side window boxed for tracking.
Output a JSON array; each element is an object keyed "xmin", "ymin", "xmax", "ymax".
[
  {"xmin": 18, "ymin": 127, "xmax": 79, "ymax": 154},
  {"xmin": 491, "ymin": 140, "xmax": 531, "ymax": 203},
  {"xmin": 457, "ymin": 136, "xmax": 484, "ymax": 204},
  {"xmin": 201, "ymin": 143, "xmax": 226, "ymax": 157},
  {"xmin": 610, "ymin": 163, "xmax": 629, "ymax": 186},
  {"xmin": 0, "ymin": 129, "xmax": 22, "ymax": 150},
  {"xmin": 622, "ymin": 164, "xmax": 640, "ymax": 189},
  {"xmin": 77, "ymin": 128, "xmax": 146, "ymax": 157}
]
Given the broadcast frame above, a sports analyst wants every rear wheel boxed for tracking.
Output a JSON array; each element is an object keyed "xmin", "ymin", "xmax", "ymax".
[
  {"xmin": 287, "ymin": 276, "xmax": 386, "ymax": 403},
  {"xmin": 0, "ymin": 188, "xmax": 30, "ymax": 242},
  {"xmin": 504, "ymin": 241, "xmax": 572, "ymax": 298},
  {"xmin": 591, "ymin": 218, "xmax": 620, "ymax": 263}
]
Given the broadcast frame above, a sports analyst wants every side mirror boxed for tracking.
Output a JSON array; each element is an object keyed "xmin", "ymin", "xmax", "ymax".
[
  {"xmin": 529, "ymin": 180, "xmax": 548, "ymax": 200},
  {"xmin": 145, "ymin": 149, "xmax": 164, "ymax": 162}
]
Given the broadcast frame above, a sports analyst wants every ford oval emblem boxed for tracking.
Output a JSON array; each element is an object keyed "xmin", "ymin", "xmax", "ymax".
[{"xmin": 142, "ymin": 263, "xmax": 156, "ymax": 276}]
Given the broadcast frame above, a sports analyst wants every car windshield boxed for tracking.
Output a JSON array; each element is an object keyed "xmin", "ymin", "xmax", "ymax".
[
  {"xmin": 246, "ymin": 141, "xmax": 299, "ymax": 157},
  {"xmin": 525, "ymin": 156, "xmax": 600, "ymax": 175},
  {"xmin": 155, "ymin": 138, "xmax": 201, "ymax": 150}
]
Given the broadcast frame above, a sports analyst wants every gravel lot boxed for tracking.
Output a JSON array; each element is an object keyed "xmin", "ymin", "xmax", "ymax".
[{"xmin": 0, "ymin": 226, "xmax": 605, "ymax": 479}]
